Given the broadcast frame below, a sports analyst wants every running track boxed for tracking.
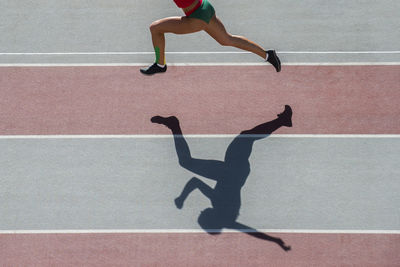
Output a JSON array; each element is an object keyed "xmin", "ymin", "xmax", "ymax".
[{"xmin": 1, "ymin": 1, "xmax": 400, "ymax": 267}]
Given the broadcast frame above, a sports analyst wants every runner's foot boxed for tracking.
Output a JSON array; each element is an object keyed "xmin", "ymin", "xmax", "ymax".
[
  {"xmin": 277, "ymin": 105, "xmax": 292, "ymax": 127},
  {"xmin": 266, "ymin": 50, "xmax": 281, "ymax": 72},
  {"xmin": 174, "ymin": 197, "xmax": 184, "ymax": 209},
  {"xmin": 140, "ymin": 63, "xmax": 167, "ymax": 75},
  {"xmin": 151, "ymin": 116, "xmax": 179, "ymax": 129}
]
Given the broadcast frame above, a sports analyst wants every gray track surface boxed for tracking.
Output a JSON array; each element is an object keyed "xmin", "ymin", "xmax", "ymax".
[
  {"xmin": 1, "ymin": 137, "xmax": 399, "ymax": 230},
  {"xmin": 1, "ymin": 0, "xmax": 400, "ymax": 63}
]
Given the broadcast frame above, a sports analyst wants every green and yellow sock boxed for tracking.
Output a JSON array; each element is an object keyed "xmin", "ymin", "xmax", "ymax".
[{"xmin": 154, "ymin": 46, "xmax": 165, "ymax": 66}]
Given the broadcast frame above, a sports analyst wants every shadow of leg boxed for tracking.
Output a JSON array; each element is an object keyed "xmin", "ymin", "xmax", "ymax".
[{"xmin": 175, "ymin": 177, "xmax": 215, "ymax": 209}]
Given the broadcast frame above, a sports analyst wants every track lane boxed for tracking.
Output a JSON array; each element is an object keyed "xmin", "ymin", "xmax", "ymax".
[
  {"xmin": 1, "ymin": 65, "xmax": 399, "ymax": 135},
  {"xmin": 1, "ymin": 233, "xmax": 399, "ymax": 267},
  {"xmin": 1, "ymin": 137, "xmax": 398, "ymax": 230}
]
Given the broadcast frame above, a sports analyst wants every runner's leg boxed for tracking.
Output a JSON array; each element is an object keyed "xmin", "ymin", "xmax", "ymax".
[
  {"xmin": 175, "ymin": 177, "xmax": 215, "ymax": 209},
  {"xmin": 225, "ymin": 106, "xmax": 292, "ymax": 162},
  {"xmin": 151, "ymin": 116, "xmax": 227, "ymax": 180},
  {"xmin": 205, "ymin": 16, "xmax": 267, "ymax": 59},
  {"xmin": 150, "ymin": 16, "xmax": 208, "ymax": 65}
]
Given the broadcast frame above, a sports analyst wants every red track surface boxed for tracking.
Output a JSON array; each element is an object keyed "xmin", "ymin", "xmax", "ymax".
[
  {"xmin": 1, "ymin": 232, "xmax": 399, "ymax": 267},
  {"xmin": 1, "ymin": 66, "xmax": 399, "ymax": 135}
]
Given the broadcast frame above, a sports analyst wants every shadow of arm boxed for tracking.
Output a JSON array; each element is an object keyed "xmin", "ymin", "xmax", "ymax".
[{"xmin": 229, "ymin": 222, "xmax": 291, "ymax": 251}]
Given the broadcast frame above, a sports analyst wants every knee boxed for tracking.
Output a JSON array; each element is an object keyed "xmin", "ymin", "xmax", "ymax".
[
  {"xmin": 178, "ymin": 157, "xmax": 191, "ymax": 168},
  {"xmin": 188, "ymin": 177, "xmax": 200, "ymax": 185},
  {"xmin": 149, "ymin": 20, "xmax": 161, "ymax": 33},
  {"xmin": 217, "ymin": 35, "xmax": 233, "ymax": 46}
]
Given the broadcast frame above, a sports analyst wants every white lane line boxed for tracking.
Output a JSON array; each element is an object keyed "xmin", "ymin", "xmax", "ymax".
[
  {"xmin": 1, "ymin": 51, "xmax": 400, "ymax": 55},
  {"xmin": 0, "ymin": 62, "xmax": 399, "ymax": 67},
  {"xmin": 1, "ymin": 229, "xmax": 399, "ymax": 234},
  {"xmin": 0, "ymin": 134, "xmax": 399, "ymax": 139}
]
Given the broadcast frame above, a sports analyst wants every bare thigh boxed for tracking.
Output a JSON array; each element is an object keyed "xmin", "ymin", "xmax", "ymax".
[
  {"xmin": 151, "ymin": 16, "xmax": 208, "ymax": 34},
  {"xmin": 204, "ymin": 15, "xmax": 231, "ymax": 45}
]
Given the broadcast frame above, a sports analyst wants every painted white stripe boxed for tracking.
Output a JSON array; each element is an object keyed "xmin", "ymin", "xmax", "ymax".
[
  {"xmin": 0, "ymin": 134, "xmax": 399, "ymax": 139},
  {"xmin": 0, "ymin": 62, "xmax": 399, "ymax": 67},
  {"xmin": 1, "ymin": 51, "xmax": 400, "ymax": 55},
  {"xmin": 0, "ymin": 229, "xmax": 399, "ymax": 234}
]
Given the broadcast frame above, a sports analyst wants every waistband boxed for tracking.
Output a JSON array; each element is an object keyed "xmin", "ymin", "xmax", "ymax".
[{"xmin": 184, "ymin": 0, "xmax": 203, "ymax": 16}]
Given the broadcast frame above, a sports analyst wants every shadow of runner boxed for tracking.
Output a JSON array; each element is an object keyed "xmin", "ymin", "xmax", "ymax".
[{"xmin": 151, "ymin": 105, "xmax": 292, "ymax": 251}]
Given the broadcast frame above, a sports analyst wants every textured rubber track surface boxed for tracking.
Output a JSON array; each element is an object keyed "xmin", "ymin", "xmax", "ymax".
[
  {"xmin": 1, "ymin": 233, "xmax": 399, "ymax": 267},
  {"xmin": 1, "ymin": 65, "xmax": 399, "ymax": 135}
]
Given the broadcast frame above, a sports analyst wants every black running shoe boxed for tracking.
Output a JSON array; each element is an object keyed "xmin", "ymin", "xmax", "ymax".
[
  {"xmin": 266, "ymin": 50, "xmax": 281, "ymax": 72},
  {"xmin": 140, "ymin": 63, "xmax": 167, "ymax": 75},
  {"xmin": 277, "ymin": 105, "xmax": 292, "ymax": 127}
]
